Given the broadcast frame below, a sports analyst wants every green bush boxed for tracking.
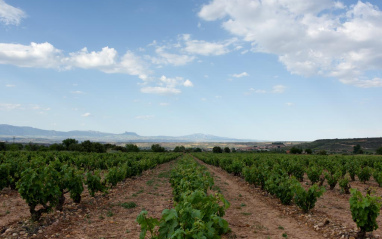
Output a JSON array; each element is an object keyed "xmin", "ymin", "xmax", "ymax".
[
  {"xmin": 350, "ymin": 189, "xmax": 381, "ymax": 238},
  {"xmin": 307, "ymin": 166, "xmax": 322, "ymax": 185},
  {"xmin": 293, "ymin": 184, "xmax": 325, "ymax": 213},
  {"xmin": 358, "ymin": 167, "xmax": 372, "ymax": 183}
]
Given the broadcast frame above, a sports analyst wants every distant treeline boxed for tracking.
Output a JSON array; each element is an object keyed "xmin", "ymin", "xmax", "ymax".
[{"xmin": 0, "ymin": 139, "xmax": 203, "ymax": 153}]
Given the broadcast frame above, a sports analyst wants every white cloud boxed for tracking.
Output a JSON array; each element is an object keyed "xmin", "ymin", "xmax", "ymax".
[
  {"xmin": 66, "ymin": 47, "xmax": 117, "ymax": 69},
  {"xmin": 81, "ymin": 112, "xmax": 91, "ymax": 117},
  {"xmin": 141, "ymin": 86, "xmax": 181, "ymax": 95},
  {"xmin": 232, "ymin": 72, "xmax": 249, "ymax": 78},
  {"xmin": 30, "ymin": 105, "xmax": 50, "ymax": 111},
  {"xmin": 70, "ymin": 91, "xmax": 84, "ymax": 94},
  {"xmin": 141, "ymin": 75, "xmax": 193, "ymax": 95},
  {"xmin": 182, "ymin": 34, "xmax": 236, "ymax": 56},
  {"xmin": 272, "ymin": 85, "xmax": 286, "ymax": 93},
  {"xmin": 135, "ymin": 115, "xmax": 154, "ymax": 120},
  {"xmin": 5, "ymin": 84, "xmax": 15, "ymax": 87},
  {"xmin": 149, "ymin": 46, "xmax": 195, "ymax": 66},
  {"xmin": 183, "ymin": 79, "xmax": 193, "ymax": 87},
  {"xmin": 0, "ymin": 103, "xmax": 21, "ymax": 110},
  {"xmin": 286, "ymin": 102, "xmax": 294, "ymax": 106},
  {"xmin": 159, "ymin": 102, "xmax": 169, "ymax": 106},
  {"xmin": 0, "ymin": 0, "xmax": 25, "ymax": 25},
  {"xmin": 0, "ymin": 42, "xmax": 62, "ymax": 68},
  {"xmin": 0, "ymin": 42, "xmax": 150, "ymax": 81},
  {"xmin": 198, "ymin": 0, "xmax": 382, "ymax": 88}
]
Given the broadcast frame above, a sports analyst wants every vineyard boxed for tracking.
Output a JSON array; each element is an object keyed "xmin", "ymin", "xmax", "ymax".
[{"xmin": 1, "ymin": 151, "xmax": 382, "ymax": 238}]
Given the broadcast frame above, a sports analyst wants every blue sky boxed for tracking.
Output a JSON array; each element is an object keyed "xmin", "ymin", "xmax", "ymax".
[{"xmin": 0, "ymin": 0, "xmax": 382, "ymax": 141}]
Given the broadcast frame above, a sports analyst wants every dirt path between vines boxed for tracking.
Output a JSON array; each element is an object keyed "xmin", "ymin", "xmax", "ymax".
[
  {"xmin": 195, "ymin": 158, "xmax": 324, "ymax": 239},
  {"xmin": 1, "ymin": 159, "xmax": 177, "ymax": 239}
]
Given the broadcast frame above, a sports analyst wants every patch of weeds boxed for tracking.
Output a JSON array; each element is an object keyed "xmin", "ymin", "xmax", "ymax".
[
  {"xmin": 120, "ymin": 202, "xmax": 137, "ymax": 209},
  {"xmin": 99, "ymin": 215, "xmax": 105, "ymax": 220},
  {"xmin": 239, "ymin": 194, "xmax": 242, "ymax": 197},
  {"xmin": 224, "ymin": 182, "xmax": 229, "ymax": 185},
  {"xmin": 158, "ymin": 171, "xmax": 170, "ymax": 178},
  {"xmin": 240, "ymin": 203, "xmax": 246, "ymax": 207},
  {"xmin": 87, "ymin": 219, "xmax": 92, "ymax": 224},
  {"xmin": 85, "ymin": 214, "xmax": 90, "ymax": 219},
  {"xmin": 253, "ymin": 224, "xmax": 267, "ymax": 233},
  {"xmin": 282, "ymin": 233, "xmax": 288, "ymax": 238},
  {"xmin": 241, "ymin": 212, "xmax": 252, "ymax": 216},
  {"xmin": 146, "ymin": 179, "xmax": 154, "ymax": 186},
  {"xmin": 278, "ymin": 226, "xmax": 284, "ymax": 230},
  {"xmin": 6, "ymin": 210, "xmax": 10, "ymax": 215},
  {"xmin": 132, "ymin": 189, "xmax": 144, "ymax": 197},
  {"xmin": 212, "ymin": 185, "xmax": 221, "ymax": 193},
  {"xmin": 126, "ymin": 229, "xmax": 130, "ymax": 233},
  {"xmin": 106, "ymin": 210, "xmax": 114, "ymax": 217}
]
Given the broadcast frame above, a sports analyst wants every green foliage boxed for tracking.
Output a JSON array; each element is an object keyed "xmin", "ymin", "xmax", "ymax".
[
  {"xmin": 376, "ymin": 147, "xmax": 382, "ymax": 155},
  {"xmin": 353, "ymin": 144, "xmax": 364, "ymax": 154},
  {"xmin": 307, "ymin": 166, "xmax": 322, "ymax": 185},
  {"xmin": 126, "ymin": 144, "xmax": 140, "ymax": 152},
  {"xmin": 173, "ymin": 146, "xmax": 186, "ymax": 152},
  {"xmin": 358, "ymin": 167, "xmax": 372, "ymax": 183},
  {"xmin": 62, "ymin": 138, "xmax": 78, "ymax": 149},
  {"xmin": 339, "ymin": 176, "xmax": 351, "ymax": 194},
  {"xmin": 212, "ymin": 146, "xmax": 223, "ymax": 153},
  {"xmin": 293, "ymin": 184, "xmax": 325, "ymax": 213},
  {"xmin": 349, "ymin": 189, "xmax": 381, "ymax": 237},
  {"xmin": 223, "ymin": 147, "xmax": 231, "ymax": 153},
  {"xmin": 290, "ymin": 147, "xmax": 302, "ymax": 154},
  {"xmin": 85, "ymin": 170, "xmax": 107, "ymax": 197},
  {"xmin": 0, "ymin": 163, "xmax": 11, "ymax": 190},
  {"xmin": 105, "ymin": 167, "xmax": 124, "ymax": 187},
  {"xmin": 373, "ymin": 171, "xmax": 382, "ymax": 187},
  {"xmin": 151, "ymin": 144, "xmax": 165, "ymax": 152},
  {"xmin": 16, "ymin": 161, "xmax": 61, "ymax": 221},
  {"xmin": 137, "ymin": 155, "xmax": 230, "ymax": 238},
  {"xmin": 346, "ymin": 161, "xmax": 358, "ymax": 181},
  {"xmin": 121, "ymin": 202, "xmax": 137, "ymax": 209},
  {"xmin": 305, "ymin": 149, "xmax": 313, "ymax": 154},
  {"xmin": 325, "ymin": 170, "xmax": 341, "ymax": 190},
  {"xmin": 136, "ymin": 210, "xmax": 160, "ymax": 239}
]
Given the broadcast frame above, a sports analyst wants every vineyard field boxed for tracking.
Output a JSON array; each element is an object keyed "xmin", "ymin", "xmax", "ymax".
[{"xmin": 1, "ymin": 152, "xmax": 382, "ymax": 238}]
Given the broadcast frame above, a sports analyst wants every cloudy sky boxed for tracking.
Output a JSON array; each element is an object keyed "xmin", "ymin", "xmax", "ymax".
[{"xmin": 1, "ymin": 0, "xmax": 382, "ymax": 141}]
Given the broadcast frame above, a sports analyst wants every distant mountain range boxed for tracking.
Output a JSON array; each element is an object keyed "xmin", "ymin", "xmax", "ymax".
[{"xmin": 0, "ymin": 124, "xmax": 257, "ymax": 143}]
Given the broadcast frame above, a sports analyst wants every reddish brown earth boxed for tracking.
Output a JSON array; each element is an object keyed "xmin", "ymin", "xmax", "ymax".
[{"xmin": 1, "ymin": 156, "xmax": 382, "ymax": 239}]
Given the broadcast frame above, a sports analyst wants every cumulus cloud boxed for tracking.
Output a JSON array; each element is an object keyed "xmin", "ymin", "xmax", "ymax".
[
  {"xmin": 81, "ymin": 112, "xmax": 91, "ymax": 117},
  {"xmin": 0, "ymin": 42, "xmax": 150, "ymax": 81},
  {"xmin": 5, "ymin": 84, "xmax": 15, "ymax": 87},
  {"xmin": 0, "ymin": 42, "xmax": 62, "ymax": 68},
  {"xmin": 141, "ymin": 75, "xmax": 193, "ymax": 95},
  {"xmin": 0, "ymin": 103, "xmax": 21, "ymax": 110},
  {"xmin": 199, "ymin": 0, "xmax": 382, "ymax": 88},
  {"xmin": 182, "ymin": 34, "xmax": 236, "ymax": 56},
  {"xmin": 0, "ymin": 0, "xmax": 25, "ymax": 25},
  {"xmin": 66, "ymin": 47, "xmax": 117, "ymax": 69},
  {"xmin": 141, "ymin": 86, "xmax": 181, "ymax": 95},
  {"xmin": 272, "ymin": 85, "xmax": 286, "ymax": 93},
  {"xmin": 149, "ymin": 46, "xmax": 195, "ymax": 66},
  {"xmin": 232, "ymin": 72, "xmax": 249, "ymax": 78},
  {"xmin": 183, "ymin": 79, "xmax": 193, "ymax": 87}
]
